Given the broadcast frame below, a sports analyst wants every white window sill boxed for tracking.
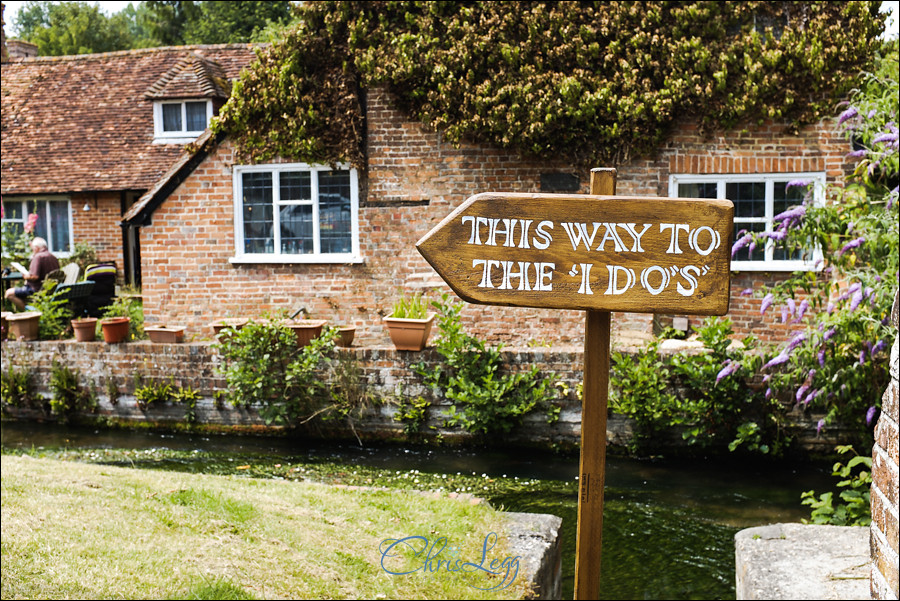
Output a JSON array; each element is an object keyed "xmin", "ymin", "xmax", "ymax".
[
  {"xmin": 153, "ymin": 135, "xmax": 203, "ymax": 145},
  {"xmin": 229, "ymin": 254, "xmax": 364, "ymax": 265},
  {"xmin": 731, "ymin": 260, "xmax": 821, "ymax": 273}
]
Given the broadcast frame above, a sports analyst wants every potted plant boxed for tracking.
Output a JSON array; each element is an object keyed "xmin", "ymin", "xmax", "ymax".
[
  {"xmin": 383, "ymin": 292, "xmax": 435, "ymax": 351},
  {"xmin": 336, "ymin": 325, "xmax": 357, "ymax": 347},
  {"xmin": 5, "ymin": 311, "xmax": 42, "ymax": 341},
  {"xmin": 282, "ymin": 317, "xmax": 328, "ymax": 347},
  {"xmin": 71, "ymin": 316, "xmax": 98, "ymax": 342},
  {"xmin": 145, "ymin": 325, "xmax": 186, "ymax": 343},
  {"xmin": 209, "ymin": 317, "xmax": 249, "ymax": 337},
  {"xmin": 99, "ymin": 296, "xmax": 141, "ymax": 344}
]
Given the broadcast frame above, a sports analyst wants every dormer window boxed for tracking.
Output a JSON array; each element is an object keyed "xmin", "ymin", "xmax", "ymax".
[{"xmin": 153, "ymin": 100, "xmax": 213, "ymax": 142}]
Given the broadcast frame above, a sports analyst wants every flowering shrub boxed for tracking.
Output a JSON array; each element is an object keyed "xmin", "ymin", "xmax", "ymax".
[
  {"xmin": 1, "ymin": 211, "xmax": 38, "ymax": 271},
  {"xmin": 725, "ymin": 43, "xmax": 898, "ymax": 439},
  {"xmin": 214, "ymin": 1, "xmax": 884, "ymax": 168}
]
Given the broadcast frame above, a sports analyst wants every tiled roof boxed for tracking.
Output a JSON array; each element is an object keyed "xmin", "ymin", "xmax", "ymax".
[
  {"xmin": 145, "ymin": 53, "xmax": 230, "ymax": 100},
  {"xmin": 1, "ymin": 44, "xmax": 258, "ymax": 196}
]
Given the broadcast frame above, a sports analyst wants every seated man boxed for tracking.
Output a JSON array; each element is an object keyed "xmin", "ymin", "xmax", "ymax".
[{"xmin": 4, "ymin": 237, "xmax": 60, "ymax": 310}]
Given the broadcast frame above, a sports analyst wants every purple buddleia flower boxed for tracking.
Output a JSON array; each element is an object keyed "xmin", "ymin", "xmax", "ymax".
[
  {"xmin": 763, "ymin": 374, "xmax": 771, "ymax": 383},
  {"xmin": 765, "ymin": 388, "xmax": 773, "ymax": 399},
  {"xmin": 849, "ymin": 290, "xmax": 864, "ymax": 312},
  {"xmin": 741, "ymin": 288, "xmax": 753, "ymax": 296},
  {"xmin": 774, "ymin": 206, "xmax": 806, "ymax": 223},
  {"xmin": 788, "ymin": 331, "xmax": 807, "ymax": 352},
  {"xmin": 797, "ymin": 300, "xmax": 808, "ymax": 320},
  {"xmin": 823, "ymin": 327, "xmax": 836, "ymax": 341},
  {"xmin": 859, "ymin": 350, "xmax": 866, "ymax": 365},
  {"xmin": 826, "ymin": 302, "xmax": 835, "ymax": 314},
  {"xmin": 716, "ymin": 360, "xmax": 740, "ymax": 384},
  {"xmin": 846, "ymin": 149, "xmax": 867, "ymax": 158},
  {"xmin": 818, "ymin": 348, "xmax": 826, "ymax": 366},
  {"xmin": 795, "ymin": 384, "xmax": 809, "ymax": 402},
  {"xmin": 807, "ymin": 369, "xmax": 816, "ymax": 382},
  {"xmin": 866, "ymin": 406, "xmax": 878, "ymax": 426},
  {"xmin": 785, "ymin": 180, "xmax": 810, "ymax": 190},
  {"xmin": 873, "ymin": 132, "xmax": 899, "ymax": 145},
  {"xmin": 867, "ymin": 109, "xmax": 877, "ymax": 119},
  {"xmin": 762, "ymin": 230, "xmax": 787, "ymax": 241},
  {"xmin": 764, "ymin": 352, "xmax": 790, "ymax": 370},
  {"xmin": 872, "ymin": 340, "xmax": 887, "ymax": 356},
  {"xmin": 816, "ymin": 418, "xmax": 826, "ymax": 435},
  {"xmin": 748, "ymin": 241, "xmax": 757, "ymax": 255},
  {"xmin": 838, "ymin": 106, "xmax": 859, "ymax": 124},
  {"xmin": 781, "ymin": 305, "xmax": 790, "ymax": 324},
  {"xmin": 786, "ymin": 298, "xmax": 796, "ymax": 317},
  {"xmin": 837, "ymin": 237, "xmax": 866, "ymax": 257},
  {"xmin": 760, "ymin": 293, "xmax": 774, "ymax": 315},
  {"xmin": 731, "ymin": 233, "xmax": 752, "ymax": 258},
  {"xmin": 803, "ymin": 389, "xmax": 819, "ymax": 406}
]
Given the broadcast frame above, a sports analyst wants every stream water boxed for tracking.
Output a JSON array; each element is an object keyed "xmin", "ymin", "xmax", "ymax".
[{"xmin": 1, "ymin": 421, "xmax": 837, "ymax": 600}]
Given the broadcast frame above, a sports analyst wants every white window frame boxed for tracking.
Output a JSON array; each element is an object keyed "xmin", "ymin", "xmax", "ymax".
[
  {"xmin": 668, "ymin": 172, "xmax": 825, "ymax": 272},
  {"xmin": 1, "ymin": 196, "xmax": 73, "ymax": 258},
  {"xmin": 152, "ymin": 99, "xmax": 213, "ymax": 143},
  {"xmin": 231, "ymin": 162, "xmax": 362, "ymax": 264}
]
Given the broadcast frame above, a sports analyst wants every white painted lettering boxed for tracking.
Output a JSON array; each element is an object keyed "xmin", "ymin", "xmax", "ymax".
[
  {"xmin": 561, "ymin": 222, "xmax": 601, "ymax": 251},
  {"xmin": 499, "ymin": 261, "xmax": 533, "ymax": 291},
  {"xmin": 604, "ymin": 265, "xmax": 636, "ymax": 295},
  {"xmin": 576, "ymin": 263, "xmax": 594, "ymax": 295},
  {"xmin": 473, "ymin": 259, "xmax": 502, "ymax": 288},
  {"xmin": 533, "ymin": 221, "xmax": 554, "ymax": 250},
  {"xmin": 660, "ymin": 223, "xmax": 690, "ymax": 254},
  {"xmin": 640, "ymin": 266, "xmax": 670, "ymax": 296},
  {"xmin": 620, "ymin": 223, "xmax": 652, "ymax": 253},
  {"xmin": 596, "ymin": 223, "xmax": 627, "ymax": 252},
  {"xmin": 688, "ymin": 226, "xmax": 720, "ymax": 256},
  {"xmin": 536, "ymin": 262, "xmax": 555, "ymax": 291},
  {"xmin": 676, "ymin": 265, "xmax": 700, "ymax": 296}
]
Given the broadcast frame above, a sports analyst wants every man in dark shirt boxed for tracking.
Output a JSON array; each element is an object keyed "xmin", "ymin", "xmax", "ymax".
[{"xmin": 4, "ymin": 237, "xmax": 60, "ymax": 310}]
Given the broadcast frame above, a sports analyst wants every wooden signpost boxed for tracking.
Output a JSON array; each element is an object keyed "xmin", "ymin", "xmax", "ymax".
[{"xmin": 417, "ymin": 168, "xmax": 733, "ymax": 599}]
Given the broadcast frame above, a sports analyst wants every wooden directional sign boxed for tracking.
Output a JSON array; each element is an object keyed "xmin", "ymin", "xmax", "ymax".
[{"xmin": 417, "ymin": 192, "xmax": 734, "ymax": 315}]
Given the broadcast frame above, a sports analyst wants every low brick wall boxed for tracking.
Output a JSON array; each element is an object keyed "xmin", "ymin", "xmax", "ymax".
[{"xmin": 0, "ymin": 339, "xmax": 857, "ymax": 453}]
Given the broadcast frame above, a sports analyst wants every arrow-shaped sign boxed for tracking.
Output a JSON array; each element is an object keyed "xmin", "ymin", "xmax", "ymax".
[{"xmin": 417, "ymin": 192, "xmax": 734, "ymax": 315}]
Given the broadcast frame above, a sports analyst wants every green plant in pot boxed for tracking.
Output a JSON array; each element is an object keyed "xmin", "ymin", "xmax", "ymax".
[
  {"xmin": 99, "ymin": 296, "xmax": 144, "ymax": 343},
  {"xmin": 383, "ymin": 292, "xmax": 436, "ymax": 351}
]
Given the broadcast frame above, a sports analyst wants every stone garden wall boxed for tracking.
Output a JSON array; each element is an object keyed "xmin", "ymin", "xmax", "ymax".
[{"xmin": 1, "ymin": 339, "xmax": 856, "ymax": 453}]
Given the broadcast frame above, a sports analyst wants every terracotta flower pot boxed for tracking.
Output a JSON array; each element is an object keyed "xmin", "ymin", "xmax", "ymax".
[
  {"xmin": 209, "ymin": 318, "xmax": 248, "ymax": 337},
  {"xmin": 71, "ymin": 317, "xmax": 98, "ymax": 342},
  {"xmin": 6, "ymin": 311, "xmax": 42, "ymax": 341},
  {"xmin": 145, "ymin": 325, "xmax": 185, "ymax": 343},
  {"xmin": 383, "ymin": 313, "xmax": 436, "ymax": 351},
  {"xmin": 100, "ymin": 316, "xmax": 130, "ymax": 344},
  {"xmin": 283, "ymin": 319, "xmax": 327, "ymax": 347},
  {"xmin": 337, "ymin": 326, "xmax": 356, "ymax": 348}
]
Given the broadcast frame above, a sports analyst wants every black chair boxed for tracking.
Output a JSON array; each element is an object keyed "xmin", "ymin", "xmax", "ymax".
[
  {"xmin": 54, "ymin": 281, "xmax": 95, "ymax": 317},
  {"xmin": 83, "ymin": 262, "xmax": 117, "ymax": 317}
]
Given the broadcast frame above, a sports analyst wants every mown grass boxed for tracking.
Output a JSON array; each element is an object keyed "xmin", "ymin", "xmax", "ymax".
[{"xmin": 1, "ymin": 455, "xmax": 533, "ymax": 600}]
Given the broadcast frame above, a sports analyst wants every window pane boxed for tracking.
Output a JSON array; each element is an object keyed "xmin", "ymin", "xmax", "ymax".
[
  {"xmin": 318, "ymin": 171, "xmax": 352, "ymax": 254},
  {"xmin": 280, "ymin": 172, "xmax": 311, "ymax": 201},
  {"xmin": 3, "ymin": 201, "xmax": 24, "ymax": 220},
  {"xmin": 49, "ymin": 201, "xmax": 71, "ymax": 254},
  {"xmin": 677, "ymin": 182, "xmax": 718, "ymax": 199},
  {"xmin": 727, "ymin": 182, "xmax": 766, "ymax": 218},
  {"xmin": 733, "ymin": 222, "xmax": 766, "ymax": 262},
  {"xmin": 280, "ymin": 205, "xmax": 314, "ymax": 254},
  {"xmin": 185, "ymin": 102, "xmax": 207, "ymax": 132},
  {"xmin": 162, "ymin": 104, "xmax": 182, "ymax": 132},
  {"xmin": 242, "ymin": 172, "xmax": 273, "ymax": 253},
  {"xmin": 773, "ymin": 181, "xmax": 807, "ymax": 217},
  {"xmin": 28, "ymin": 200, "xmax": 49, "ymax": 242}
]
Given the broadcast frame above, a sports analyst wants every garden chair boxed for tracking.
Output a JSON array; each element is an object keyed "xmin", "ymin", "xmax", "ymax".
[{"xmin": 62, "ymin": 263, "xmax": 80, "ymax": 285}]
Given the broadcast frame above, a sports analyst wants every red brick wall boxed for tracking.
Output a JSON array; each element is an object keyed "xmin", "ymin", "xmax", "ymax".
[
  {"xmin": 138, "ymin": 87, "xmax": 852, "ymax": 347},
  {"xmin": 71, "ymin": 191, "xmax": 124, "ymax": 271}
]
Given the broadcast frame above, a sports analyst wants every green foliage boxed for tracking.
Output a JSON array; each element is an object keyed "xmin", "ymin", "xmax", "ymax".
[
  {"xmin": 63, "ymin": 242, "xmax": 99, "ymax": 276},
  {"xmin": 101, "ymin": 296, "xmax": 145, "ymax": 341},
  {"xmin": 390, "ymin": 291, "xmax": 431, "ymax": 319},
  {"xmin": 217, "ymin": 1, "xmax": 884, "ymax": 168},
  {"xmin": 13, "ymin": 1, "xmax": 134, "ymax": 56},
  {"xmin": 801, "ymin": 445, "xmax": 872, "ymax": 526},
  {"xmin": 735, "ymin": 43, "xmax": 898, "ymax": 437},
  {"xmin": 394, "ymin": 395, "xmax": 431, "ymax": 437},
  {"xmin": 28, "ymin": 284, "xmax": 72, "ymax": 340},
  {"xmin": 612, "ymin": 318, "xmax": 789, "ymax": 456},
  {"xmin": 171, "ymin": 385, "xmax": 202, "ymax": 423},
  {"xmin": 0, "ymin": 364, "xmax": 38, "ymax": 412},
  {"xmin": 182, "ymin": 1, "xmax": 293, "ymax": 45},
  {"xmin": 134, "ymin": 379, "xmax": 174, "ymax": 411},
  {"xmin": 214, "ymin": 320, "xmax": 336, "ymax": 427},
  {"xmin": 414, "ymin": 294, "xmax": 560, "ymax": 436},
  {"xmin": 48, "ymin": 360, "xmax": 98, "ymax": 423}
]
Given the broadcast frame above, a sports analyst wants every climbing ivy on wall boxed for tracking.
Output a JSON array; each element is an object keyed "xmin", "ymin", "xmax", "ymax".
[{"xmin": 214, "ymin": 1, "xmax": 885, "ymax": 168}]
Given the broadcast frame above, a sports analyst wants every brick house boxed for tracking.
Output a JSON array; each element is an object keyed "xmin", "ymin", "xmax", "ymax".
[
  {"xmin": 1, "ymin": 43, "xmax": 258, "ymax": 285},
  {"xmin": 3, "ymin": 43, "xmax": 853, "ymax": 347}
]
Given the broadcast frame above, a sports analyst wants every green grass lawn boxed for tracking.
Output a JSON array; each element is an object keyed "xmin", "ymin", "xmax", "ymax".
[{"xmin": 1, "ymin": 455, "xmax": 533, "ymax": 599}]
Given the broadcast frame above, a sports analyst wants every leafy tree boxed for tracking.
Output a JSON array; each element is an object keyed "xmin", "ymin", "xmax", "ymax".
[
  {"xmin": 215, "ymin": 1, "xmax": 885, "ymax": 168},
  {"xmin": 13, "ymin": 1, "xmax": 134, "ymax": 55},
  {"xmin": 184, "ymin": 1, "xmax": 293, "ymax": 45}
]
